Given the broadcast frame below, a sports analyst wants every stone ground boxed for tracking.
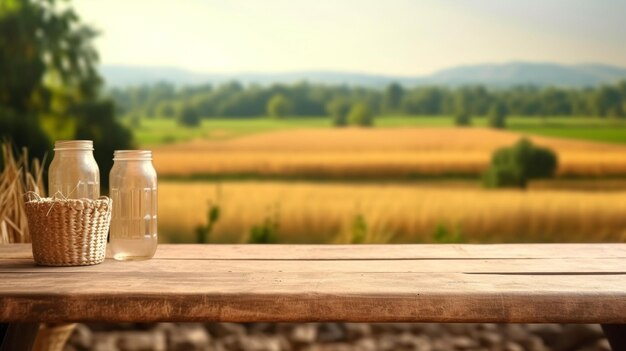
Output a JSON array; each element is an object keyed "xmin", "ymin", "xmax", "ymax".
[{"xmin": 64, "ymin": 323, "xmax": 611, "ymax": 351}]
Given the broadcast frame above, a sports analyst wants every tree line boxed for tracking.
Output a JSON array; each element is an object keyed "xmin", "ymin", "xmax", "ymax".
[{"xmin": 110, "ymin": 80, "xmax": 626, "ymax": 126}]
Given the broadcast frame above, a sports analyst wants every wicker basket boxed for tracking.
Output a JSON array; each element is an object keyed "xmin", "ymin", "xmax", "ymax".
[{"xmin": 25, "ymin": 195, "xmax": 112, "ymax": 266}]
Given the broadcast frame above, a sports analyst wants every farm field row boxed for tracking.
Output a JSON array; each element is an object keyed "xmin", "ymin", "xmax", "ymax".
[
  {"xmin": 133, "ymin": 116, "xmax": 626, "ymax": 146},
  {"xmin": 158, "ymin": 180, "xmax": 626, "ymax": 244},
  {"xmin": 151, "ymin": 127, "xmax": 626, "ymax": 178}
]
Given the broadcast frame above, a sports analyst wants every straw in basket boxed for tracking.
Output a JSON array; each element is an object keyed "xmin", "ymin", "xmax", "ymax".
[{"xmin": 24, "ymin": 193, "xmax": 112, "ymax": 266}]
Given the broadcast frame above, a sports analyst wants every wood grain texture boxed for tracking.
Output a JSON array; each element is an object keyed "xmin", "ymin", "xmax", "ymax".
[
  {"xmin": 0, "ymin": 244, "xmax": 624, "ymax": 323},
  {"xmin": 1, "ymin": 257, "xmax": 624, "ymax": 274},
  {"xmin": 4, "ymin": 243, "xmax": 626, "ymax": 260}
]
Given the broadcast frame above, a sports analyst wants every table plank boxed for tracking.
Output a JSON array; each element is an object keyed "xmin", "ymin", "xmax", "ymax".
[
  {"xmin": 0, "ymin": 244, "xmax": 624, "ymax": 324},
  {"xmin": 0, "ymin": 272, "xmax": 624, "ymax": 323},
  {"xmin": 0, "ymin": 257, "xmax": 624, "ymax": 274},
  {"xmin": 3, "ymin": 243, "xmax": 626, "ymax": 260},
  {"xmin": 153, "ymin": 243, "xmax": 626, "ymax": 259}
]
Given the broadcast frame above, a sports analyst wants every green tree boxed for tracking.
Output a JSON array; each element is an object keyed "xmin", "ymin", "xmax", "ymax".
[
  {"xmin": 326, "ymin": 97, "xmax": 351, "ymax": 127},
  {"xmin": 591, "ymin": 86, "xmax": 623, "ymax": 117},
  {"xmin": 382, "ymin": 82, "xmax": 403, "ymax": 114},
  {"xmin": 178, "ymin": 105, "xmax": 200, "ymax": 127},
  {"xmin": 0, "ymin": 0, "xmax": 132, "ymax": 181},
  {"xmin": 483, "ymin": 138, "xmax": 557, "ymax": 189},
  {"xmin": 453, "ymin": 91, "xmax": 471, "ymax": 126},
  {"xmin": 74, "ymin": 100, "xmax": 133, "ymax": 178},
  {"xmin": 487, "ymin": 102, "xmax": 507, "ymax": 129},
  {"xmin": 155, "ymin": 102, "xmax": 175, "ymax": 118},
  {"xmin": 347, "ymin": 102, "xmax": 374, "ymax": 127},
  {"xmin": 266, "ymin": 93, "xmax": 291, "ymax": 118},
  {"xmin": 540, "ymin": 88, "xmax": 572, "ymax": 116},
  {"xmin": 401, "ymin": 87, "xmax": 443, "ymax": 115}
]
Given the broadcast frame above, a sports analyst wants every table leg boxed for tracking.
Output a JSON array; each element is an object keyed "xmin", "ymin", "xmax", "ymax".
[
  {"xmin": 0, "ymin": 324, "xmax": 6, "ymax": 342},
  {"xmin": 602, "ymin": 324, "xmax": 626, "ymax": 351},
  {"xmin": 0, "ymin": 323, "xmax": 39, "ymax": 351}
]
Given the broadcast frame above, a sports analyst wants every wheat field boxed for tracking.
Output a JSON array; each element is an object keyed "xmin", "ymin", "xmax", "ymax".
[
  {"xmin": 152, "ymin": 127, "xmax": 626, "ymax": 177},
  {"xmin": 158, "ymin": 181, "xmax": 626, "ymax": 244}
]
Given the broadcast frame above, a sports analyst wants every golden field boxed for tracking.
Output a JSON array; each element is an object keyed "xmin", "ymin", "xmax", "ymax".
[
  {"xmin": 152, "ymin": 128, "xmax": 626, "ymax": 177},
  {"xmin": 158, "ymin": 181, "xmax": 626, "ymax": 244}
]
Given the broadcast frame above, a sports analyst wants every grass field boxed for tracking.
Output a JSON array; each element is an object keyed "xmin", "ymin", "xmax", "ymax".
[
  {"xmin": 151, "ymin": 127, "xmax": 626, "ymax": 178},
  {"xmin": 159, "ymin": 180, "xmax": 626, "ymax": 244},
  {"xmin": 143, "ymin": 116, "xmax": 626, "ymax": 244},
  {"xmin": 132, "ymin": 116, "xmax": 626, "ymax": 146},
  {"xmin": 132, "ymin": 117, "xmax": 332, "ymax": 145}
]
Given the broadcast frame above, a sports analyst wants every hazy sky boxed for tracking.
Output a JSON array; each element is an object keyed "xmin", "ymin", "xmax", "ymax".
[{"xmin": 74, "ymin": 0, "xmax": 626, "ymax": 76}]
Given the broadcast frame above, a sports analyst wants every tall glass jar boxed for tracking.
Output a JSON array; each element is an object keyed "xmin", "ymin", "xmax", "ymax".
[
  {"xmin": 48, "ymin": 140, "xmax": 100, "ymax": 199},
  {"xmin": 109, "ymin": 150, "xmax": 158, "ymax": 260}
]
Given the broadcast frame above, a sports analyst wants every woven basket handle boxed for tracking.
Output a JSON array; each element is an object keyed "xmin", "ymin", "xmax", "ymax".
[{"xmin": 24, "ymin": 191, "xmax": 42, "ymax": 202}]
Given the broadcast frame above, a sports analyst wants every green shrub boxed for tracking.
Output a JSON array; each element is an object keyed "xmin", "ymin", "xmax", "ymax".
[
  {"xmin": 483, "ymin": 138, "xmax": 558, "ymax": 189},
  {"xmin": 248, "ymin": 206, "xmax": 280, "ymax": 244},
  {"xmin": 347, "ymin": 102, "xmax": 374, "ymax": 127},
  {"xmin": 454, "ymin": 112, "xmax": 471, "ymax": 126},
  {"xmin": 195, "ymin": 201, "xmax": 221, "ymax": 244},
  {"xmin": 350, "ymin": 213, "xmax": 368, "ymax": 244},
  {"xmin": 482, "ymin": 166, "xmax": 519, "ymax": 188},
  {"xmin": 432, "ymin": 223, "xmax": 464, "ymax": 243},
  {"xmin": 178, "ymin": 105, "xmax": 200, "ymax": 127}
]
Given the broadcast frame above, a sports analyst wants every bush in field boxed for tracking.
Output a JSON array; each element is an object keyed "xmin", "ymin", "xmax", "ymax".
[
  {"xmin": 454, "ymin": 112, "xmax": 471, "ymax": 126},
  {"xmin": 488, "ymin": 102, "xmax": 507, "ymax": 129},
  {"xmin": 266, "ymin": 93, "xmax": 291, "ymax": 119},
  {"xmin": 433, "ymin": 223, "xmax": 464, "ymax": 243},
  {"xmin": 350, "ymin": 214, "xmax": 368, "ymax": 244},
  {"xmin": 178, "ymin": 105, "xmax": 200, "ymax": 127},
  {"xmin": 195, "ymin": 195, "xmax": 221, "ymax": 244},
  {"xmin": 347, "ymin": 102, "xmax": 374, "ymax": 127},
  {"xmin": 248, "ymin": 205, "xmax": 280, "ymax": 244},
  {"xmin": 483, "ymin": 138, "xmax": 558, "ymax": 189},
  {"xmin": 248, "ymin": 218, "xmax": 279, "ymax": 244},
  {"xmin": 326, "ymin": 97, "xmax": 351, "ymax": 127}
]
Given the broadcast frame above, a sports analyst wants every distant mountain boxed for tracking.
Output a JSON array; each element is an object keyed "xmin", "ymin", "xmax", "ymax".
[
  {"xmin": 100, "ymin": 62, "xmax": 626, "ymax": 88},
  {"xmin": 424, "ymin": 62, "xmax": 626, "ymax": 87}
]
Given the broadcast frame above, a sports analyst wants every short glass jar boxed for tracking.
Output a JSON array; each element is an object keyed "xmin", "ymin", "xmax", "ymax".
[
  {"xmin": 109, "ymin": 150, "xmax": 158, "ymax": 260},
  {"xmin": 48, "ymin": 140, "xmax": 100, "ymax": 199}
]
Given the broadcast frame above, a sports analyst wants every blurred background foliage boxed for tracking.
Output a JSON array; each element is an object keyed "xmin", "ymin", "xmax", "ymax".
[
  {"xmin": 109, "ymin": 80, "xmax": 626, "ymax": 124},
  {"xmin": 0, "ymin": 0, "xmax": 132, "ymax": 187}
]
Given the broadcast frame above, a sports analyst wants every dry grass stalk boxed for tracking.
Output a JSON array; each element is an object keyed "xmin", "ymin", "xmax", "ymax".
[{"xmin": 0, "ymin": 143, "xmax": 45, "ymax": 244}]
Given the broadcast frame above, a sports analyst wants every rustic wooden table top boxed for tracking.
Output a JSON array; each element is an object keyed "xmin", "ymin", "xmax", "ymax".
[{"xmin": 0, "ymin": 243, "xmax": 624, "ymax": 324}]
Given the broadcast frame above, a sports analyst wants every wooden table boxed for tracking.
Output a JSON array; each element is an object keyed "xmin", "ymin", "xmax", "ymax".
[{"xmin": 1, "ymin": 244, "xmax": 625, "ymax": 350}]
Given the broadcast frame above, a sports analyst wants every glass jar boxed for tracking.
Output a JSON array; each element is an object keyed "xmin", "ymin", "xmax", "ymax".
[
  {"xmin": 109, "ymin": 150, "xmax": 158, "ymax": 260},
  {"xmin": 48, "ymin": 140, "xmax": 100, "ymax": 199}
]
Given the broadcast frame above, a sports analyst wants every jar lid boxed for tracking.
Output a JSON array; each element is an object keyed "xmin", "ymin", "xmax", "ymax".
[
  {"xmin": 113, "ymin": 150, "xmax": 152, "ymax": 161},
  {"xmin": 54, "ymin": 140, "xmax": 94, "ymax": 151}
]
